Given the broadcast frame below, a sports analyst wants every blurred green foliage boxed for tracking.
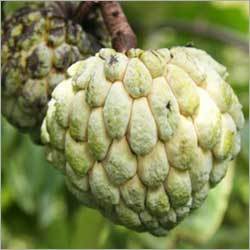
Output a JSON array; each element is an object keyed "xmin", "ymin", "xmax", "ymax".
[{"xmin": 1, "ymin": 1, "xmax": 249, "ymax": 249}]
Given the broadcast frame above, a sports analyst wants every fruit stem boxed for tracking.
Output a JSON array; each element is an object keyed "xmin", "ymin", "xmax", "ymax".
[
  {"xmin": 99, "ymin": 1, "xmax": 137, "ymax": 52},
  {"xmin": 74, "ymin": 1, "xmax": 97, "ymax": 24}
]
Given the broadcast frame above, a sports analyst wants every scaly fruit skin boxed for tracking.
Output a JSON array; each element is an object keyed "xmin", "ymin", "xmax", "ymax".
[
  {"xmin": 41, "ymin": 47, "xmax": 244, "ymax": 236},
  {"xmin": 1, "ymin": 3, "xmax": 109, "ymax": 142}
]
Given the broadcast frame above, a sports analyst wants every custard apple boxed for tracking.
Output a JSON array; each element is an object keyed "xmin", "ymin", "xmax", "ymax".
[
  {"xmin": 1, "ymin": 2, "xmax": 110, "ymax": 142},
  {"xmin": 41, "ymin": 47, "xmax": 244, "ymax": 236}
]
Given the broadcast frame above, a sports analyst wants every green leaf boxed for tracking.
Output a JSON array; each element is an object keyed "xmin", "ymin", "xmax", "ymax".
[{"xmin": 69, "ymin": 207, "xmax": 109, "ymax": 248}]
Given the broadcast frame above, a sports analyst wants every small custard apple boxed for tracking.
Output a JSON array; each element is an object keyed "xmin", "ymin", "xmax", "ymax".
[
  {"xmin": 1, "ymin": 2, "xmax": 110, "ymax": 142},
  {"xmin": 41, "ymin": 47, "xmax": 244, "ymax": 236}
]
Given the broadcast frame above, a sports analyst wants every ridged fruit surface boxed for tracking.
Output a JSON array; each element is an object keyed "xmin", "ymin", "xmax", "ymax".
[
  {"xmin": 41, "ymin": 47, "xmax": 244, "ymax": 236},
  {"xmin": 1, "ymin": 2, "xmax": 109, "ymax": 142}
]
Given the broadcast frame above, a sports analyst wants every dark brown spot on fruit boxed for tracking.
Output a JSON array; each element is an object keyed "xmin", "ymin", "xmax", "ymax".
[
  {"xmin": 27, "ymin": 50, "xmax": 40, "ymax": 72},
  {"xmin": 166, "ymin": 101, "xmax": 171, "ymax": 111},
  {"xmin": 109, "ymin": 55, "xmax": 118, "ymax": 65}
]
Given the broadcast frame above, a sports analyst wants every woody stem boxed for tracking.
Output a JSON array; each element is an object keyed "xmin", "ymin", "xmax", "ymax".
[{"xmin": 99, "ymin": 1, "xmax": 137, "ymax": 52}]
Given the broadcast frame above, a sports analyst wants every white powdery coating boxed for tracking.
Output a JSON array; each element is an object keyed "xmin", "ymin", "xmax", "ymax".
[
  {"xmin": 103, "ymin": 82, "xmax": 132, "ymax": 139},
  {"xmin": 165, "ymin": 115, "xmax": 199, "ymax": 170},
  {"xmin": 69, "ymin": 90, "xmax": 90, "ymax": 141},
  {"xmin": 41, "ymin": 47, "xmax": 244, "ymax": 236},
  {"xmin": 128, "ymin": 97, "xmax": 158, "ymax": 155},
  {"xmin": 148, "ymin": 77, "xmax": 180, "ymax": 141},
  {"xmin": 193, "ymin": 87, "xmax": 222, "ymax": 149},
  {"xmin": 104, "ymin": 138, "xmax": 137, "ymax": 185},
  {"xmin": 123, "ymin": 58, "xmax": 152, "ymax": 98}
]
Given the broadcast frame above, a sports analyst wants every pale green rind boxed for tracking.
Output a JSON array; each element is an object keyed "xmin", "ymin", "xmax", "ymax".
[
  {"xmin": 182, "ymin": 47, "xmax": 227, "ymax": 79},
  {"xmin": 101, "ymin": 50, "xmax": 129, "ymax": 82},
  {"xmin": 69, "ymin": 90, "xmax": 91, "ymax": 141},
  {"xmin": 65, "ymin": 132, "xmax": 94, "ymax": 176},
  {"xmin": 65, "ymin": 179, "xmax": 97, "ymax": 209},
  {"xmin": 159, "ymin": 208, "xmax": 177, "ymax": 230},
  {"xmin": 126, "ymin": 48, "xmax": 144, "ymax": 58},
  {"xmin": 115, "ymin": 201, "xmax": 142, "ymax": 229},
  {"xmin": 175, "ymin": 199, "xmax": 192, "ymax": 221},
  {"xmin": 2, "ymin": 66, "xmax": 22, "ymax": 97},
  {"xmin": 138, "ymin": 141, "xmax": 169, "ymax": 187},
  {"xmin": 193, "ymin": 88, "xmax": 222, "ymax": 149},
  {"xmin": 72, "ymin": 57, "xmax": 97, "ymax": 90},
  {"xmin": 89, "ymin": 162, "xmax": 120, "ymax": 205},
  {"xmin": 39, "ymin": 47, "xmax": 244, "ymax": 236},
  {"xmin": 120, "ymin": 175, "xmax": 146, "ymax": 213},
  {"xmin": 103, "ymin": 138, "xmax": 137, "ymax": 185},
  {"xmin": 86, "ymin": 58, "xmax": 111, "ymax": 107},
  {"xmin": 52, "ymin": 78, "xmax": 75, "ymax": 128},
  {"xmin": 139, "ymin": 50, "xmax": 169, "ymax": 78},
  {"xmin": 190, "ymin": 148, "xmax": 212, "ymax": 192},
  {"xmin": 139, "ymin": 211, "xmax": 167, "ymax": 236},
  {"xmin": 228, "ymin": 91, "xmax": 245, "ymax": 130},
  {"xmin": 65, "ymin": 163, "xmax": 89, "ymax": 192},
  {"xmin": 165, "ymin": 167, "xmax": 192, "ymax": 208},
  {"xmin": 53, "ymin": 43, "xmax": 68, "ymax": 68},
  {"xmin": 18, "ymin": 78, "xmax": 47, "ymax": 114},
  {"xmin": 11, "ymin": 23, "xmax": 23, "ymax": 36},
  {"xmin": 146, "ymin": 185, "xmax": 170, "ymax": 217},
  {"xmin": 213, "ymin": 113, "xmax": 236, "ymax": 160},
  {"xmin": 29, "ymin": 43, "xmax": 52, "ymax": 77},
  {"xmin": 40, "ymin": 118, "xmax": 50, "ymax": 144},
  {"xmin": 2, "ymin": 97, "xmax": 35, "ymax": 128},
  {"xmin": 204, "ymin": 70, "xmax": 233, "ymax": 112},
  {"xmin": 99, "ymin": 205, "xmax": 121, "ymax": 225},
  {"xmin": 148, "ymin": 77, "xmax": 180, "ymax": 141},
  {"xmin": 48, "ymin": 73, "xmax": 65, "ymax": 93},
  {"xmin": 170, "ymin": 47, "xmax": 206, "ymax": 85},
  {"xmin": 139, "ymin": 210, "xmax": 159, "ymax": 230},
  {"xmin": 98, "ymin": 48, "xmax": 116, "ymax": 58},
  {"xmin": 165, "ymin": 64, "xmax": 199, "ymax": 116},
  {"xmin": 192, "ymin": 183, "xmax": 210, "ymax": 209},
  {"xmin": 123, "ymin": 58, "xmax": 152, "ymax": 98},
  {"xmin": 67, "ymin": 60, "xmax": 85, "ymax": 77},
  {"xmin": 128, "ymin": 98, "xmax": 157, "ymax": 155},
  {"xmin": 46, "ymin": 99, "xmax": 66, "ymax": 150},
  {"xmin": 45, "ymin": 146, "xmax": 66, "ymax": 172},
  {"xmin": 210, "ymin": 159, "xmax": 232, "ymax": 187},
  {"xmin": 156, "ymin": 48, "xmax": 171, "ymax": 64},
  {"xmin": 87, "ymin": 108, "xmax": 111, "ymax": 161},
  {"xmin": 231, "ymin": 132, "xmax": 241, "ymax": 159},
  {"xmin": 103, "ymin": 82, "xmax": 132, "ymax": 139},
  {"xmin": 165, "ymin": 115, "xmax": 198, "ymax": 170}
]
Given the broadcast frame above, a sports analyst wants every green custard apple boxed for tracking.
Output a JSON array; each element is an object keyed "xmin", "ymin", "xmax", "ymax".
[
  {"xmin": 41, "ymin": 47, "xmax": 244, "ymax": 236},
  {"xmin": 1, "ymin": 2, "xmax": 110, "ymax": 142}
]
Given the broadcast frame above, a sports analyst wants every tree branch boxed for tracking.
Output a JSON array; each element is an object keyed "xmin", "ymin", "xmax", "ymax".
[
  {"xmin": 99, "ymin": 1, "xmax": 137, "ymax": 52},
  {"xmin": 73, "ymin": 1, "xmax": 97, "ymax": 24},
  {"xmin": 156, "ymin": 20, "xmax": 248, "ymax": 52}
]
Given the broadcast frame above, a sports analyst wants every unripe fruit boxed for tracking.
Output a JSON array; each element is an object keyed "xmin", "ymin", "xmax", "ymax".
[
  {"xmin": 1, "ymin": 2, "xmax": 110, "ymax": 142},
  {"xmin": 41, "ymin": 47, "xmax": 244, "ymax": 236}
]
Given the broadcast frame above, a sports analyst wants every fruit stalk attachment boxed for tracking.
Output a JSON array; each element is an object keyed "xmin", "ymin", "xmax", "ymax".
[{"xmin": 99, "ymin": 1, "xmax": 137, "ymax": 52}]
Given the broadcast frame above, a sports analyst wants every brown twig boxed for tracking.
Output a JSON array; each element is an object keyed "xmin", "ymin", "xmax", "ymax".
[
  {"xmin": 74, "ymin": 1, "xmax": 97, "ymax": 24},
  {"xmin": 99, "ymin": 1, "xmax": 137, "ymax": 52}
]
